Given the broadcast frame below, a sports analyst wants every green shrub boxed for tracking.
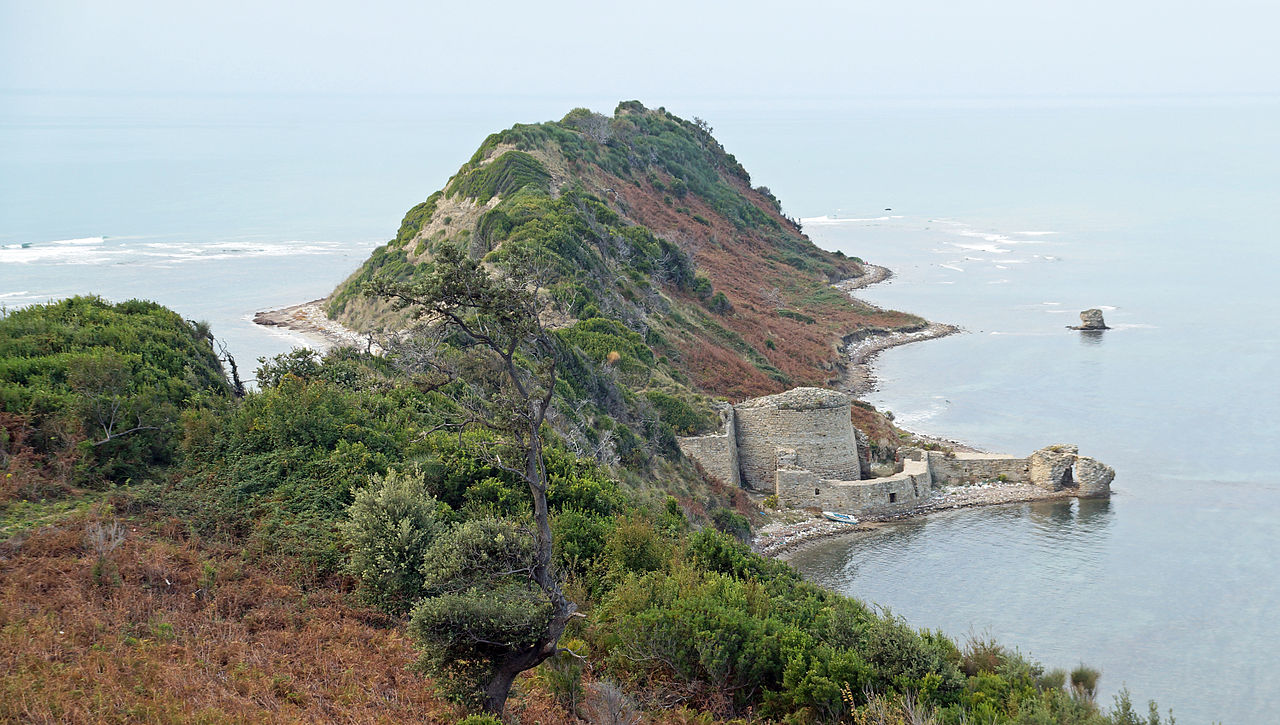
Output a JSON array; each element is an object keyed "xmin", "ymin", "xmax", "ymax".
[
  {"xmin": 643, "ymin": 391, "xmax": 714, "ymax": 436},
  {"xmin": 962, "ymin": 633, "xmax": 1008, "ymax": 676},
  {"xmin": 393, "ymin": 191, "xmax": 441, "ymax": 246},
  {"xmin": 691, "ymin": 275, "xmax": 713, "ymax": 300},
  {"xmin": 552, "ymin": 508, "xmax": 613, "ymax": 581},
  {"xmin": 710, "ymin": 507, "xmax": 751, "ymax": 540},
  {"xmin": 1038, "ymin": 667, "xmax": 1068, "ymax": 691},
  {"xmin": 778, "ymin": 308, "xmax": 816, "ymax": 325},
  {"xmin": 1071, "ymin": 664, "xmax": 1101, "ymax": 700},
  {"xmin": 342, "ymin": 466, "xmax": 448, "ymax": 615},
  {"xmin": 0, "ymin": 295, "xmax": 228, "ymax": 485},
  {"xmin": 603, "ymin": 517, "xmax": 668, "ymax": 577},
  {"xmin": 541, "ymin": 638, "xmax": 588, "ymax": 712},
  {"xmin": 409, "ymin": 518, "xmax": 553, "ymax": 707},
  {"xmin": 447, "ymin": 150, "xmax": 551, "ymax": 203}
]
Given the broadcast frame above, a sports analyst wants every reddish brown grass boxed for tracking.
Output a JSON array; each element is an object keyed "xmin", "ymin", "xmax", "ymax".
[
  {"xmin": 0, "ymin": 513, "xmax": 466, "ymax": 724},
  {"xmin": 603, "ymin": 172, "xmax": 921, "ymax": 401},
  {"xmin": 0, "ymin": 509, "xmax": 765, "ymax": 724}
]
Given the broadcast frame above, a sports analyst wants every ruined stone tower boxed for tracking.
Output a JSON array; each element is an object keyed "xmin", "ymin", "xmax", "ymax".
[
  {"xmin": 676, "ymin": 385, "xmax": 1113, "ymax": 516},
  {"xmin": 733, "ymin": 387, "xmax": 863, "ymax": 490}
]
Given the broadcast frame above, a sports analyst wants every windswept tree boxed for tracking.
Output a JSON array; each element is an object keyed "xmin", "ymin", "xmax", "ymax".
[{"xmin": 366, "ymin": 244, "xmax": 576, "ymax": 714}]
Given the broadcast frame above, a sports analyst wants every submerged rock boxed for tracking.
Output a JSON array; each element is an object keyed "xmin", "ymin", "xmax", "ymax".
[{"xmin": 1071, "ymin": 308, "xmax": 1109, "ymax": 330}]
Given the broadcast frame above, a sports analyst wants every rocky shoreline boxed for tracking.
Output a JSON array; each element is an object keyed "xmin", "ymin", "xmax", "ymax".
[
  {"xmin": 833, "ymin": 266, "xmax": 960, "ymax": 396},
  {"xmin": 755, "ymin": 483, "xmax": 1075, "ymax": 559},
  {"xmin": 745, "ymin": 263, "xmax": 1073, "ymax": 560},
  {"xmin": 253, "ymin": 300, "xmax": 382, "ymax": 354}
]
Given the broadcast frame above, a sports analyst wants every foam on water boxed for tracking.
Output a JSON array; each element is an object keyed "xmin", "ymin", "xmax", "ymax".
[
  {"xmin": 0, "ymin": 236, "xmax": 361, "ymax": 268},
  {"xmin": 950, "ymin": 242, "xmax": 1010, "ymax": 253},
  {"xmin": 800, "ymin": 214, "xmax": 905, "ymax": 224}
]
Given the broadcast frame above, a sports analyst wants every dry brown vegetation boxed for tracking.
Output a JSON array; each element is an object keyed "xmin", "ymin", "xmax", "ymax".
[
  {"xmin": 0, "ymin": 497, "xmax": 759, "ymax": 724},
  {"xmin": 604, "ymin": 171, "xmax": 921, "ymax": 400},
  {"xmin": 0, "ymin": 506, "xmax": 466, "ymax": 724}
]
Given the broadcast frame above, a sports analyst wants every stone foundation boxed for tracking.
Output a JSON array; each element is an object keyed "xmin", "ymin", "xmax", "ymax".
[
  {"xmin": 925, "ymin": 452, "xmax": 1031, "ymax": 485},
  {"xmin": 774, "ymin": 444, "xmax": 1114, "ymax": 516},
  {"xmin": 776, "ymin": 450, "xmax": 933, "ymax": 514}
]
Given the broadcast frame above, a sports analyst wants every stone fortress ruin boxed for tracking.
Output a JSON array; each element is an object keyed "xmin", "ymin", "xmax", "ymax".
[{"xmin": 677, "ymin": 387, "xmax": 1114, "ymax": 516}]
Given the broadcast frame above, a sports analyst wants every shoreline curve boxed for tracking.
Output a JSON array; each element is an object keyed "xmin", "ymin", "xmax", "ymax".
[{"xmin": 833, "ymin": 265, "xmax": 960, "ymax": 396}]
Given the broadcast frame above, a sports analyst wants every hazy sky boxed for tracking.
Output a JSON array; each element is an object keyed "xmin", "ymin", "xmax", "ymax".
[{"xmin": 3, "ymin": 0, "xmax": 1277, "ymax": 98}]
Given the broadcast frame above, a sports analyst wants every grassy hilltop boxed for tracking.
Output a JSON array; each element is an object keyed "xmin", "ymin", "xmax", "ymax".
[
  {"xmin": 327, "ymin": 101, "xmax": 923, "ymax": 400},
  {"xmin": 0, "ymin": 107, "xmax": 1172, "ymax": 723}
]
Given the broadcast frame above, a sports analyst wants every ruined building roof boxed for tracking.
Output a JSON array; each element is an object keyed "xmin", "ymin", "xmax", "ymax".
[{"xmin": 736, "ymin": 386, "xmax": 851, "ymax": 412}]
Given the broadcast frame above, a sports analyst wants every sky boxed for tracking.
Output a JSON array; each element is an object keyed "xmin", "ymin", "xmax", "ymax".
[{"xmin": 2, "ymin": 0, "xmax": 1278, "ymax": 99}]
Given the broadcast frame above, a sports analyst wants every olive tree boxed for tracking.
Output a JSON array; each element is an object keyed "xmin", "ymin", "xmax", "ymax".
[{"xmin": 367, "ymin": 244, "xmax": 575, "ymax": 714}]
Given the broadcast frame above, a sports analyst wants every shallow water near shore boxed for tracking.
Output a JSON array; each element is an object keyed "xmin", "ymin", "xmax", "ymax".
[
  {"xmin": 4, "ymin": 91, "xmax": 1278, "ymax": 721},
  {"xmin": 792, "ymin": 100, "xmax": 1280, "ymax": 721}
]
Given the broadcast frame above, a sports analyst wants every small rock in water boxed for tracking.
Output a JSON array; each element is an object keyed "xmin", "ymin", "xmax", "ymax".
[{"xmin": 1072, "ymin": 308, "xmax": 1109, "ymax": 330}]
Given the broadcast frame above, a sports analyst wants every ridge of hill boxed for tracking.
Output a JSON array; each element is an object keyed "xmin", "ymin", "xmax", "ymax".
[{"xmin": 326, "ymin": 101, "xmax": 924, "ymax": 401}]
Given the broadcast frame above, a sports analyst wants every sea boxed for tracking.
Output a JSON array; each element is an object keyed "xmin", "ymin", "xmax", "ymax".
[{"xmin": 3, "ymin": 90, "xmax": 1277, "ymax": 723}]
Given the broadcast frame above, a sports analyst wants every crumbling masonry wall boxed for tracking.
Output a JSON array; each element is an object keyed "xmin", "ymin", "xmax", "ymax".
[
  {"xmin": 734, "ymin": 388, "xmax": 863, "ymax": 491},
  {"xmin": 776, "ymin": 445, "xmax": 1115, "ymax": 515},
  {"xmin": 675, "ymin": 386, "xmax": 1115, "ymax": 516},
  {"xmin": 776, "ymin": 450, "xmax": 932, "ymax": 514},
  {"xmin": 675, "ymin": 404, "xmax": 741, "ymax": 488},
  {"xmin": 926, "ymin": 452, "xmax": 1031, "ymax": 485}
]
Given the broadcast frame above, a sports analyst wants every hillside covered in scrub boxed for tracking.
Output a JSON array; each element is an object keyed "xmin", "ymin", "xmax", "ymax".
[
  {"xmin": 327, "ymin": 101, "xmax": 923, "ymax": 401},
  {"xmin": 0, "ymin": 108, "xmax": 1173, "ymax": 723}
]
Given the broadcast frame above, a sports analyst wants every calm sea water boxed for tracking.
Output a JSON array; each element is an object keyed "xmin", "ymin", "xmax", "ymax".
[{"xmin": 3, "ymin": 91, "xmax": 1277, "ymax": 721}]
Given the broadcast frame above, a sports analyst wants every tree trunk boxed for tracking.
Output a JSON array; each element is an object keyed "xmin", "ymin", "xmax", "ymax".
[
  {"xmin": 484, "ymin": 665, "xmax": 520, "ymax": 715},
  {"xmin": 475, "ymin": 417, "xmax": 578, "ymax": 716}
]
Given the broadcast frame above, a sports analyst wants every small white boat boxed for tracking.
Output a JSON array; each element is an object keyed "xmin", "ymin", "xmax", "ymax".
[{"xmin": 822, "ymin": 511, "xmax": 858, "ymax": 524}]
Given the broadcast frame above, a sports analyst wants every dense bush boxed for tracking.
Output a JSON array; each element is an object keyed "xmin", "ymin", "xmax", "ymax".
[
  {"xmin": 408, "ymin": 517, "xmax": 553, "ymax": 707},
  {"xmin": 708, "ymin": 291, "xmax": 733, "ymax": 314},
  {"xmin": 588, "ymin": 530, "xmax": 1144, "ymax": 723},
  {"xmin": 0, "ymin": 295, "xmax": 227, "ymax": 485},
  {"xmin": 446, "ymin": 150, "xmax": 551, "ymax": 203},
  {"xmin": 558, "ymin": 317, "xmax": 654, "ymax": 383},
  {"xmin": 643, "ymin": 390, "xmax": 716, "ymax": 436},
  {"xmin": 342, "ymin": 466, "xmax": 449, "ymax": 614}
]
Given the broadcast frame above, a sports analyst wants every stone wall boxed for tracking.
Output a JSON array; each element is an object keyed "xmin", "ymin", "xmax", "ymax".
[
  {"xmin": 775, "ymin": 454, "xmax": 932, "ymax": 514},
  {"xmin": 926, "ymin": 452, "xmax": 1031, "ymax": 486},
  {"xmin": 674, "ymin": 385, "xmax": 1115, "ymax": 509},
  {"xmin": 734, "ymin": 387, "xmax": 862, "ymax": 490},
  {"xmin": 675, "ymin": 404, "xmax": 740, "ymax": 488},
  {"xmin": 928, "ymin": 445, "xmax": 1115, "ymax": 498}
]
